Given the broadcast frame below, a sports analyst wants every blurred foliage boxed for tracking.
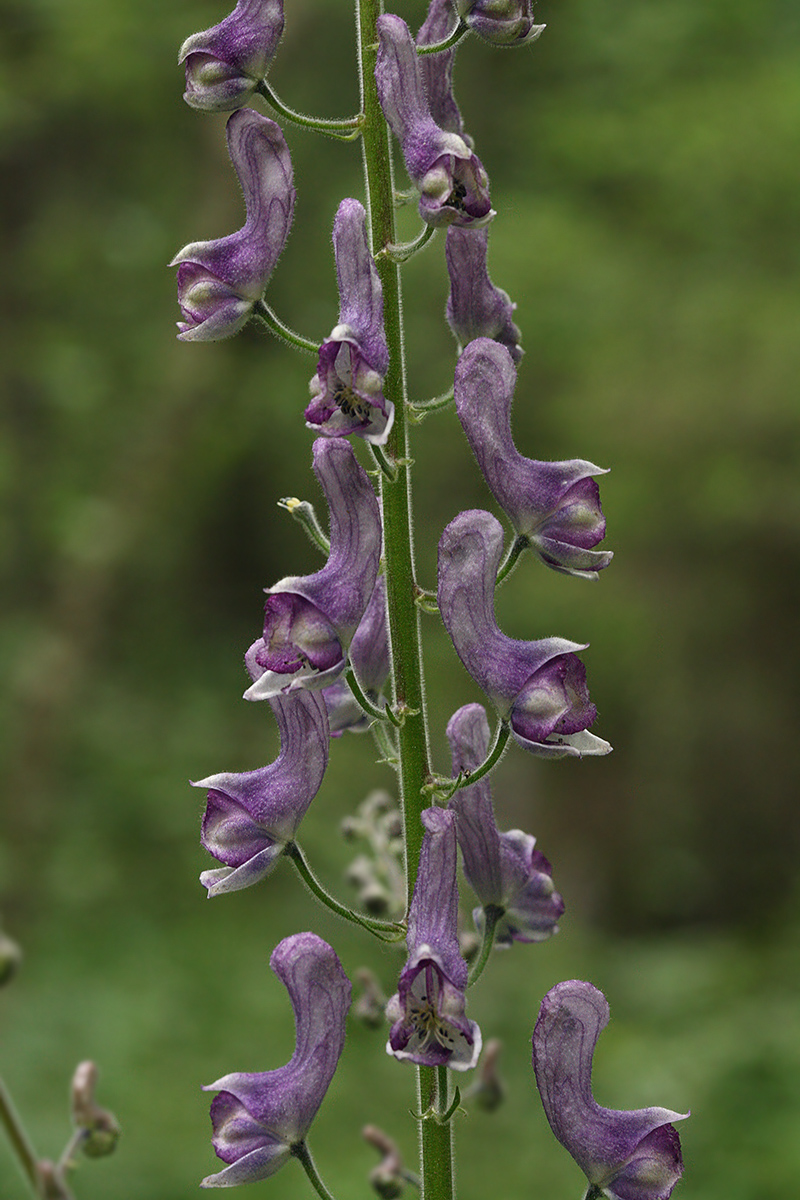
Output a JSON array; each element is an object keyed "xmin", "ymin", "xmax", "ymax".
[{"xmin": 1, "ymin": 0, "xmax": 799, "ymax": 1197}]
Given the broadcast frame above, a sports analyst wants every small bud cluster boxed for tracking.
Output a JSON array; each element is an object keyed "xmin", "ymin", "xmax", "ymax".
[{"xmin": 169, "ymin": 3, "xmax": 687, "ymax": 1199}]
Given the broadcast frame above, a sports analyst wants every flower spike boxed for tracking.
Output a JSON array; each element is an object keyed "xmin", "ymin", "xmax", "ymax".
[
  {"xmin": 306, "ymin": 199, "xmax": 393, "ymax": 444},
  {"xmin": 179, "ymin": 0, "xmax": 285, "ymax": 112},
  {"xmin": 438, "ymin": 509, "xmax": 611, "ymax": 757},
  {"xmin": 245, "ymin": 438, "xmax": 382, "ymax": 700},
  {"xmin": 202, "ymin": 932, "xmax": 351, "ymax": 1187},
  {"xmin": 447, "ymin": 703, "xmax": 564, "ymax": 943},
  {"xmin": 386, "ymin": 807, "xmax": 481, "ymax": 1070},
  {"xmin": 446, "ymin": 230, "xmax": 523, "ymax": 363},
  {"xmin": 456, "ymin": 1, "xmax": 546, "ymax": 47},
  {"xmin": 170, "ymin": 109, "xmax": 294, "ymax": 341},
  {"xmin": 194, "ymin": 689, "xmax": 329, "ymax": 896},
  {"xmin": 455, "ymin": 339, "xmax": 612, "ymax": 577},
  {"xmin": 533, "ymin": 981, "xmax": 688, "ymax": 1200},
  {"xmin": 375, "ymin": 15, "xmax": 494, "ymax": 228}
]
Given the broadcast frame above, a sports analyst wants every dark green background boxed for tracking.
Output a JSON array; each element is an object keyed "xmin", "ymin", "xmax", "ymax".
[{"xmin": 2, "ymin": 1, "xmax": 799, "ymax": 1197}]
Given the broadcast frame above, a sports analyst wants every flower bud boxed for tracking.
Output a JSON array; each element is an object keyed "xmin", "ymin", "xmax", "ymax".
[{"xmin": 70, "ymin": 1062, "xmax": 121, "ymax": 1158}]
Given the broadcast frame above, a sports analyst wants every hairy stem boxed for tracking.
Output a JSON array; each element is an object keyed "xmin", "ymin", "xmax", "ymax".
[{"xmin": 0, "ymin": 1076, "xmax": 44, "ymax": 1198}]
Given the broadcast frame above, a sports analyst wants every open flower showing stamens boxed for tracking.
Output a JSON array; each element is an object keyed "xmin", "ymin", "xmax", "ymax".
[
  {"xmin": 446, "ymin": 230, "xmax": 523, "ymax": 363},
  {"xmin": 438, "ymin": 509, "xmax": 611, "ymax": 757},
  {"xmin": 194, "ymin": 690, "xmax": 329, "ymax": 896},
  {"xmin": 179, "ymin": 0, "xmax": 285, "ymax": 112},
  {"xmin": 386, "ymin": 808, "xmax": 481, "ymax": 1070},
  {"xmin": 306, "ymin": 199, "xmax": 393, "ymax": 444},
  {"xmin": 245, "ymin": 439, "xmax": 382, "ymax": 701},
  {"xmin": 455, "ymin": 339, "xmax": 612, "ymax": 577},
  {"xmin": 447, "ymin": 703, "xmax": 564, "ymax": 943},
  {"xmin": 457, "ymin": 0, "xmax": 546, "ymax": 46},
  {"xmin": 375, "ymin": 15, "xmax": 493, "ymax": 228},
  {"xmin": 533, "ymin": 981, "xmax": 688, "ymax": 1200},
  {"xmin": 170, "ymin": 109, "xmax": 294, "ymax": 341},
  {"xmin": 202, "ymin": 932, "xmax": 351, "ymax": 1187}
]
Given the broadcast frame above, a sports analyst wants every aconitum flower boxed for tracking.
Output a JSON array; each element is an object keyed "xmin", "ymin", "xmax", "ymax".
[
  {"xmin": 386, "ymin": 808, "xmax": 481, "ymax": 1070},
  {"xmin": 533, "ymin": 981, "xmax": 688, "ymax": 1200},
  {"xmin": 202, "ymin": 932, "xmax": 351, "ymax": 1187},
  {"xmin": 455, "ymin": 339, "xmax": 612, "ymax": 577},
  {"xmin": 447, "ymin": 703, "xmax": 564, "ymax": 944},
  {"xmin": 375, "ymin": 15, "xmax": 493, "ymax": 228},
  {"xmin": 456, "ymin": 0, "xmax": 546, "ymax": 46},
  {"xmin": 244, "ymin": 438, "xmax": 381, "ymax": 701},
  {"xmin": 194, "ymin": 690, "xmax": 329, "ymax": 896},
  {"xmin": 322, "ymin": 575, "xmax": 390, "ymax": 736},
  {"xmin": 438, "ymin": 509, "xmax": 611, "ymax": 757},
  {"xmin": 446, "ymin": 230, "xmax": 523, "ymax": 363},
  {"xmin": 306, "ymin": 200, "xmax": 392, "ymax": 444},
  {"xmin": 170, "ymin": 109, "xmax": 294, "ymax": 341},
  {"xmin": 179, "ymin": 0, "xmax": 285, "ymax": 112},
  {"xmin": 417, "ymin": 0, "xmax": 465, "ymax": 136}
]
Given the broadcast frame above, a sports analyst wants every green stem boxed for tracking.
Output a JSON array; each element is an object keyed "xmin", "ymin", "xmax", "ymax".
[
  {"xmin": 495, "ymin": 534, "xmax": 528, "ymax": 586},
  {"xmin": 467, "ymin": 905, "xmax": 502, "ymax": 986},
  {"xmin": 257, "ymin": 81, "xmax": 363, "ymax": 139},
  {"xmin": 0, "ymin": 1075, "xmax": 44, "ymax": 1198},
  {"xmin": 357, "ymin": 0, "xmax": 431, "ymax": 901},
  {"xmin": 345, "ymin": 667, "xmax": 400, "ymax": 726},
  {"xmin": 277, "ymin": 498, "xmax": 330, "ymax": 554},
  {"xmin": 254, "ymin": 300, "xmax": 319, "ymax": 354},
  {"xmin": 380, "ymin": 224, "xmax": 436, "ymax": 263},
  {"xmin": 417, "ymin": 1068, "xmax": 454, "ymax": 1200},
  {"xmin": 370, "ymin": 442, "xmax": 399, "ymax": 482},
  {"xmin": 292, "ymin": 1140, "xmax": 339, "ymax": 1200},
  {"xmin": 285, "ymin": 842, "xmax": 404, "ymax": 941},
  {"xmin": 408, "ymin": 386, "xmax": 454, "ymax": 419},
  {"xmin": 427, "ymin": 722, "xmax": 510, "ymax": 802}
]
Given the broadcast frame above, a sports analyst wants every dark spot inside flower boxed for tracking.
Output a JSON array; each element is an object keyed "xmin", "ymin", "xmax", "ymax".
[
  {"xmin": 446, "ymin": 179, "xmax": 469, "ymax": 213},
  {"xmin": 333, "ymin": 381, "xmax": 372, "ymax": 422}
]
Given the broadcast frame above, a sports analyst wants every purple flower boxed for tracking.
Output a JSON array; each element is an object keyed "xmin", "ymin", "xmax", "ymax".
[
  {"xmin": 306, "ymin": 200, "xmax": 393, "ymax": 444},
  {"xmin": 245, "ymin": 439, "xmax": 382, "ymax": 701},
  {"xmin": 446, "ymin": 229, "xmax": 523, "ymax": 363},
  {"xmin": 202, "ymin": 932, "xmax": 351, "ymax": 1187},
  {"xmin": 193, "ymin": 690, "xmax": 329, "ymax": 896},
  {"xmin": 179, "ymin": 0, "xmax": 285, "ymax": 112},
  {"xmin": 533, "ymin": 981, "xmax": 688, "ymax": 1200},
  {"xmin": 455, "ymin": 339, "xmax": 612, "ymax": 577},
  {"xmin": 438, "ymin": 509, "xmax": 611, "ymax": 757},
  {"xmin": 456, "ymin": 1, "xmax": 546, "ymax": 46},
  {"xmin": 322, "ymin": 575, "xmax": 390, "ymax": 736},
  {"xmin": 386, "ymin": 808, "xmax": 481, "ymax": 1071},
  {"xmin": 170, "ymin": 109, "xmax": 294, "ymax": 341},
  {"xmin": 447, "ymin": 704, "xmax": 564, "ymax": 944},
  {"xmin": 417, "ymin": 0, "xmax": 465, "ymax": 136},
  {"xmin": 375, "ymin": 15, "xmax": 493, "ymax": 228}
]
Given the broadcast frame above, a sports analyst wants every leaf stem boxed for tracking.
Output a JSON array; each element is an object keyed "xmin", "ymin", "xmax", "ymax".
[
  {"xmin": 467, "ymin": 905, "xmax": 502, "ymax": 987},
  {"xmin": 292, "ymin": 1140, "xmax": 339, "ymax": 1200},
  {"xmin": 416, "ymin": 20, "xmax": 470, "ymax": 56},
  {"xmin": 254, "ymin": 300, "xmax": 319, "ymax": 354},
  {"xmin": 495, "ymin": 534, "xmax": 528, "ymax": 586},
  {"xmin": 285, "ymin": 841, "xmax": 404, "ymax": 941},
  {"xmin": 257, "ymin": 81, "xmax": 363, "ymax": 139}
]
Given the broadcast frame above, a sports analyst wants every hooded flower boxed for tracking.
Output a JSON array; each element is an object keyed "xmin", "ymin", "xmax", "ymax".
[
  {"xmin": 194, "ymin": 689, "xmax": 329, "ymax": 896},
  {"xmin": 456, "ymin": 0, "xmax": 545, "ymax": 46},
  {"xmin": 170, "ymin": 108, "xmax": 294, "ymax": 341},
  {"xmin": 322, "ymin": 575, "xmax": 390, "ymax": 736},
  {"xmin": 202, "ymin": 932, "xmax": 351, "ymax": 1187},
  {"xmin": 533, "ymin": 981, "xmax": 688, "ymax": 1200},
  {"xmin": 244, "ymin": 438, "xmax": 382, "ymax": 701},
  {"xmin": 455, "ymin": 339, "xmax": 612, "ymax": 577},
  {"xmin": 438, "ymin": 509, "xmax": 611, "ymax": 758},
  {"xmin": 417, "ymin": 0, "xmax": 466, "ymax": 136},
  {"xmin": 386, "ymin": 807, "xmax": 481, "ymax": 1070},
  {"xmin": 375, "ymin": 15, "xmax": 493, "ymax": 228},
  {"xmin": 306, "ymin": 200, "xmax": 392, "ymax": 444},
  {"xmin": 179, "ymin": 0, "xmax": 285, "ymax": 112},
  {"xmin": 447, "ymin": 703, "xmax": 564, "ymax": 944},
  {"xmin": 446, "ymin": 230, "xmax": 523, "ymax": 363}
]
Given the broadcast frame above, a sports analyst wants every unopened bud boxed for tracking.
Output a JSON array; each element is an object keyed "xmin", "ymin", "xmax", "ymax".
[
  {"xmin": 353, "ymin": 968, "xmax": 387, "ymax": 1028},
  {"xmin": 0, "ymin": 928, "xmax": 22, "ymax": 986},
  {"xmin": 363, "ymin": 1125, "xmax": 408, "ymax": 1199},
  {"xmin": 70, "ymin": 1061, "xmax": 121, "ymax": 1158},
  {"xmin": 464, "ymin": 1038, "xmax": 505, "ymax": 1112}
]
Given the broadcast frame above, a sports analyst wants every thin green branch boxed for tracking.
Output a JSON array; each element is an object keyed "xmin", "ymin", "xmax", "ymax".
[
  {"xmin": 416, "ymin": 20, "xmax": 470, "ymax": 56},
  {"xmin": 285, "ymin": 842, "xmax": 405, "ymax": 942},
  {"xmin": 257, "ymin": 81, "xmax": 363, "ymax": 139},
  {"xmin": 277, "ymin": 498, "xmax": 330, "ymax": 555},
  {"xmin": 254, "ymin": 300, "xmax": 319, "ymax": 354},
  {"xmin": 379, "ymin": 223, "xmax": 436, "ymax": 263},
  {"xmin": 292, "ymin": 1140, "xmax": 339, "ymax": 1200},
  {"xmin": 495, "ymin": 534, "xmax": 529, "ymax": 586},
  {"xmin": 345, "ymin": 668, "xmax": 401, "ymax": 727},
  {"xmin": 407, "ymin": 386, "xmax": 454, "ymax": 421},
  {"xmin": 370, "ymin": 442, "xmax": 399, "ymax": 482},
  {"xmin": 467, "ymin": 905, "xmax": 502, "ymax": 987},
  {"xmin": 0, "ymin": 1075, "xmax": 44, "ymax": 1198},
  {"xmin": 424, "ymin": 722, "xmax": 511, "ymax": 802}
]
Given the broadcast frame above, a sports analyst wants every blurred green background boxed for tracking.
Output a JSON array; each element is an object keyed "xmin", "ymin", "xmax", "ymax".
[{"xmin": 2, "ymin": 0, "xmax": 799, "ymax": 1197}]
